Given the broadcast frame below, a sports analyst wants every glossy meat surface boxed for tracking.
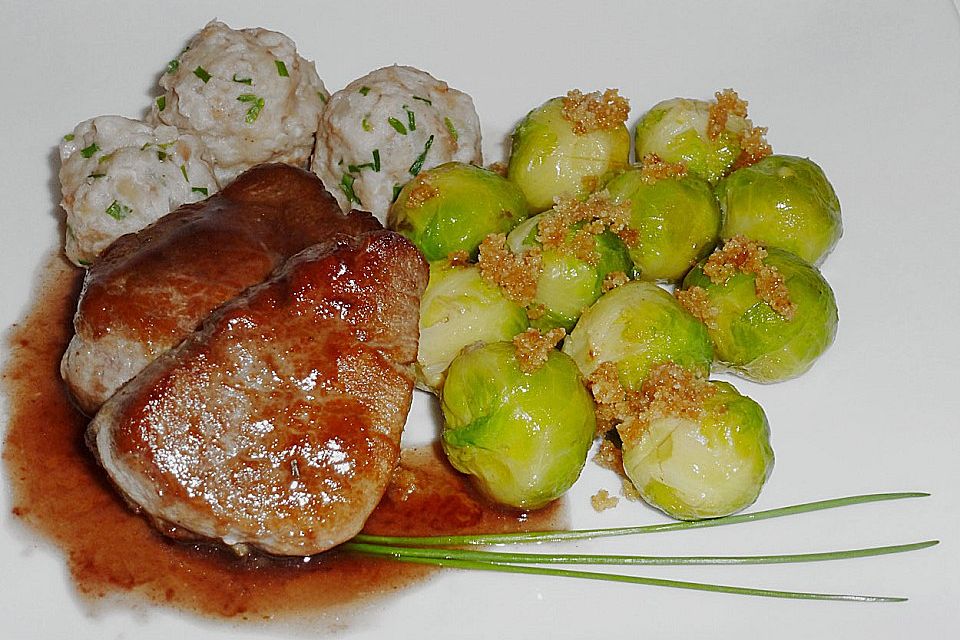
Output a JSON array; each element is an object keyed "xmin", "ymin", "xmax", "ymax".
[
  {"xmin": 87, "ymin": 231, "xmax": 428, "ymax": 555},
  {"xmin": 62, "ymin": 164, "xmax": 380, "ymax": 414}
]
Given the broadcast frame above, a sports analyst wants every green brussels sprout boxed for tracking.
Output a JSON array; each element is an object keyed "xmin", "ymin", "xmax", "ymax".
[
  {"xmin": 605, "ymin": 166, "xmax": 721, "ymax": 282},
  {"xmin": 621, "ymin": 380, "xmax": 773, "ymax": 520},
  {"xmin": 680, "ymin": 244, "xmax": 838, "ymax": 383},
  {"xmin": 416, "ymin": 261, "xmax": 529, "ymax": 393},
  {"xmin": 634, "ymin": 97, "xmax": 748, "ymax": 183},
  {"xmin": 562, "ymin": 281, "xmax": 713, "ymax": 389},
  {"xmin": 441, "ymin": 341, "xmax": 596, "ymax": 509},
  {"xmin": 505, "ymin": 211, "xmax": 634, "ymax": 331},
  {"xmin": 508, "ymin": 92, "xmax": 631, "ymax": 212},
  {"xmin": 717, "ymin": 155, "xmax": 842, "ymax": 265},
  {"xmin": 389, "ymin": 162, "xmax": 530, "ymax": 261}
]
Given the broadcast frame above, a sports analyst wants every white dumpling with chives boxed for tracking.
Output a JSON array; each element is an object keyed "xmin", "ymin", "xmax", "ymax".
[
  {"xmin": 58, "ymin": 115, "xmax": 218, "ymax": 266},
  {"xmin": 149, "ymin": 20, "xmax": 328, "ymax": 184},
  {"xmin": 312, "ymin": 65, "xmax": 481, "ymax": 223}
]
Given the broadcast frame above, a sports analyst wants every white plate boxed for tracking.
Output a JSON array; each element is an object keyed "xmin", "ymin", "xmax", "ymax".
[{"xmin": 2, "ymin": 1, "xmax": 959, "ymax": 638}]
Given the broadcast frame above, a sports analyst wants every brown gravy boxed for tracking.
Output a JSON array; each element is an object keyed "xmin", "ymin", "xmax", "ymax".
[{"xmin": 1, "ymin": 253, "xmax": 565, "ymax": 623}]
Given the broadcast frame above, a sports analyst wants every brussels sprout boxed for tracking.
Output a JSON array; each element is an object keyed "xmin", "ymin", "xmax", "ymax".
[
  {"xmin": 441, "ymin": 341, "xmax": 596, "ymax": 509},
  {"xmin": 717, "ymin": 155, "xmax": 842, "ymax": 265},
  {"xmin": 508, "ymin": 91, "xmax": 631, "ymax": 212},
  {"xmin": 505, "ymin": 210, "xmax": 634, "ymax": 331},
  {"xmin": 679, "ymin": 241, "xmax": 838, "ymax": 383},
  {"xmin": 605, "ymin": 164, "xmax": 721, "ymax": 282},
  {"xmin": 416, "ymin": 261, "xmax": 529, "ymax": 393},
  {"xmin": 389, "ymin": 162, "xmax": 530, "ymax": 261},
  {"xmin": 634, "ymin": 96, "xmax": 751, "ymax": 183},
  {"xmin": 621, "ymin": 379, "xmax": 773, "ymax": 520},
  {"xmin": 562, "ymin": 281, "xmax": 713, "ymax": 389}
]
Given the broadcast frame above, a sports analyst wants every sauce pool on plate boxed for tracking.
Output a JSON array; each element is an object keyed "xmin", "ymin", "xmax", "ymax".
[{"xmin": 1, "ymin": 253, "xmax": 566, "ymax": 622}]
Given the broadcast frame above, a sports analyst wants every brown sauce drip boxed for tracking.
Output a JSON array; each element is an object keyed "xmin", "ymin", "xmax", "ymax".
[{"xmin": 2, "ymin": 253, "xmax": 566, "ymax": 625}]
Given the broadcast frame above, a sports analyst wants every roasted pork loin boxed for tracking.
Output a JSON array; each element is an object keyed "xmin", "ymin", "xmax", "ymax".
[
  {"xmin": 62, "ymin": 164, "xmax": 380, "ymax": 415},
  {"xmin": 87, "ymin": 230, "xmax": 428, "ymax": 555}
]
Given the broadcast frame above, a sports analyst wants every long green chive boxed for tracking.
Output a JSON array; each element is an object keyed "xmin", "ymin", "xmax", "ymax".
[
  {"xmin": 193, "ymin": 66, "xmax": 211, "ymax": 83},
  {"xmin": 408, "ymin": 135, "xmax": 434, "ymax": 176},
  {"xmin": 275, "ymin": 60, "xmax": 289, "ymax": 77},
  {"xmin": 392, "ymin": 183, "xmax": 402, "ymax": 202},
  {"xmin": 340, "ymin": 173, "xmax": 361, "ymax": 205},
  {"xmin": 155, "ymin": 95, "xmax": 166, "ymax": 112},
  {"xmin": 403, "ymin": 105, "xmax": 416, "ymax": 131},
  {"xmin": 80, "ymin": 143, "xmax": 99, "ymax": 159},
  {"xmin": 366, "ymin": 556, "xmax": 906, "ymax": 602},
  {"xmin": 232, "ymin": 73, "xmax": 253, "ymax": 85},
  {"xmin": 444, "ymin": 116, "xmax": 458, "ymax": 142},
  {"xmin": 353, "ymin": 492, "xmax": 930, "ymax": 547},
  {"xmin": 237, "ymin": 94, "xmax": 265, "ymax": 124},
  {"xmin": 104, "ymin": 200, "xmax": 132, "ymax": 220},
  {"xmin": 388, "ymin": 117, "xmax": 407, "ymax": 135},
  {"xmin": 343, "ymin": 540, "xmax": 937, "ymax": 567},
  {"xmin": 372, "ymin": 149, "xmax": 381, "ymax": 172},
  {"xmin": 179, "ymin": 164, "xmax": 189, "ymax": 181}
]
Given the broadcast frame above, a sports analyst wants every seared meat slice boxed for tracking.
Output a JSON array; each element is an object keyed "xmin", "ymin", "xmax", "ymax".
[
  {"xmin": 87, "ymin": 231, "xmax": 428, "ymax": 556},
  {"xmin": 62, "ymin": 164, "xmax": 380, "ymax": 415}
]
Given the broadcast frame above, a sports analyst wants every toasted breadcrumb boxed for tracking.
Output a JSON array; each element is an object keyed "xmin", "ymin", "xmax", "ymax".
[
  {"xmin": 487, "ymin": 161, "xmax": 508, "ymax": 177},
  {"xmin": 446, "ymin": 249, "xmax": 470, "ymax": 267},
  {"xmin": 732, "ymin": 125, "xmax": 773, "ymax": 169},
  {"xmin": 587, "ymin": 362, "xmax": 629, "ymax": 434},
  {"xmin": 602, "ymin": 271, "xmax": 629, "ymax": 293},
  {"xmin": 594, "ymin": 438, "xmax": 624, "ymax": 472},
  {"xmin": 639, "ymin": 154, "xmax": 688, "ymax": 184},
  {"xmin": 478, "ymin": 232, "xmax": 542, "ymax": 305},
  {"xmin": 707, "ymin": 89, "xmax": 749, "ymax": 141},
  {"xmin": 513, "ymin": 327, "xmax": 565, "ymax": 374},
  {"xmin": 561, "ymin": 89, "xmax": 630, "ymax": 135},
  {"xmin": 406, "ymin": 178, "xmax": 440, "ymax": 208},
  {"xmin": 537, "ymin": 191, "xmax": 637, "ymax": 269},
  {"xmin": 616, "ymin": 363, "xmax": 716, "ymax": 446},
  {"xmin": 525, "ymin": 303, "xmax": 547, "ymax": 320},
  {"xmin": 703, "ymin": 236, "xmax": 795, "ymax": 319},
  {"xmin": 676, "ymin": 285, "xmax": 719, "ymax": 329},
  {"xmin": 591, "ymin": 489, "xmax": 620, "ymax": 512},
  {"xmin": 386, "ymin": 466, "xmax": 419, "ymax": 503},
  {"xmin": 620, "ymin": 477, "xmax": 642, "ymax": 501}
]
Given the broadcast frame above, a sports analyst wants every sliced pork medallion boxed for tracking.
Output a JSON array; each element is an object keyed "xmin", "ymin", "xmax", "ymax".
[
  {"xmin": 62, "ymin": 164, "xmax": 380, "ymax": 415},
  {"xmin": 87, "ymin": 230, "xmax": 428, "ymax": 556}
]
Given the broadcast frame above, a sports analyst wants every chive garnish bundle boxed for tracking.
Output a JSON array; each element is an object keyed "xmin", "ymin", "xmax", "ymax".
[{"xmin": 345, "ymin": 492, "xmax": 936, "ymax": 601}]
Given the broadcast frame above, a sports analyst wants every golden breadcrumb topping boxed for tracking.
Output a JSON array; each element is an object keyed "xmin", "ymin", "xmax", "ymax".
[
  {"xmin": 707, "ymin": 89, "xmax": 749, "ymax": 141},
  {"xmin": 405, "ymin": 178, "xmax": 439, "ymax": 208},
  {"xmin": 513, "ymin": 327, "xmax": 565, "ymax": 374},
  {"xmin": 602, "ymin": 271, "xmax": 629, "ymax": 293},
  {"xmin": 446, "ymin": 250, "xmax": 471, "ymax": 267},
  {"xmin": 675, "ymin": 285, "xmax": 719, "ymax": 329},
  {"xmin": 487, "ymin": 161, "xmax": 508, "ymax": 177},
  {"xmin": 561, "ymin": 89, "xmax": 630, "ymax": 135},
  {"xmin": 594, "ymin": 438, "xmax": 624, "ymax": 471},
  {"xmin": 590, "ymin": 489, "xmax": 620, "ymax": 512},
  {"xmin": 537, "ymin": 191, "xmax": 638, "ymax": 268},
  {"xmin": 620, "ymin": 477, "xmax": 642, "ymax": 501},
  {"xmin": 586, "ymin": 362, "xmax": 629, "ymax": 434},
  {"xmin": 703, "ymin": 236, "xmax": 796, "ymax": 319},
  {"xmin": 525, "ymin": 303, "xmax": 547, "ymax": 320},
  {"xmin": 733, "ymin": 125, "xmax": 773, "ymax": 169},
  {"xmin": 639, "ymin": 154, "xmax": 688, "ymax": 184},
  {"xmin": 616, "ymin": 363, "xmax": 716, "ymax": 446},
  {"xmin": 478, "ymin": 233, "xmax": 542, "ymax": 306}
]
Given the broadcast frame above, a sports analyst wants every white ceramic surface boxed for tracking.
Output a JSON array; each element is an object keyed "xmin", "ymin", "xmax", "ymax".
[{"xmin": 2, "ymin": 1, "xmax": 959, "ymax": 638}]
